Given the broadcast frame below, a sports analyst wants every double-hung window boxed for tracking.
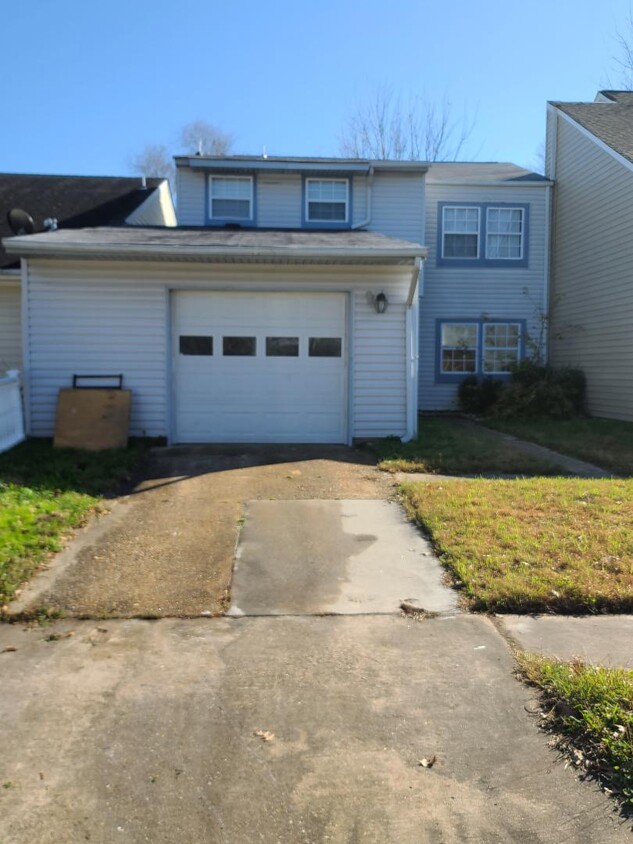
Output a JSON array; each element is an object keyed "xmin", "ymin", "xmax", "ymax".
[
  {"xmin": 439, "ymin": 323, "xmax": 478, "ymax": 374},
  {"xmin": 437, "ymin": 320, "xmax": 523, "ymax": 381},
  {"xmin": 305, "ymin": 179, "xmax": 349, "ymax": 223},
  {"xmin": 439, "ymin": 203, "xmax": 528, "ymax": 266},
  {"xmin": 209, "ymin": 176, "xmax": 253, "ymax": 221},
  {"xmin": 442, "ymin": 207, "xmax": 480, "ymax": 259},
  {"xmin": 482, "ymin": 323, "xmax": 521, "ymax": 373},
  {"xmin": 486, "ymin": 207, "xmax": 524, "ymax": 260}
]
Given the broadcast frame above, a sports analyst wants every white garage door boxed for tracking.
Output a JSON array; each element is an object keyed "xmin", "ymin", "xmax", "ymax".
[{"xmin": 172, "ymin": 291, "xmax": 348, "ymax": 443}]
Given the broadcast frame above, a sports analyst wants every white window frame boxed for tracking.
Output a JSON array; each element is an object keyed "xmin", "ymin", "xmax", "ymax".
[
  {"xmin": 485, "ymin": 207, "xmax": 524, "ymax": 261},
  {"xmin": 441, "ymin": 206, "xmax": 480, "ymax": 260},
  {"xmin": 305, "ymin": 178, "xmax": 349, "ymax": 224},
  {"xmin": 482, "ymin": 322, "xmax": 521, "ymax": 374},
  {"xmin": 208, "ymin": 175, "xmax": 254, "ymax": 221},
  {"xmin": 439, "ymin": 322, "xmax": 479, "ymax": 375}
]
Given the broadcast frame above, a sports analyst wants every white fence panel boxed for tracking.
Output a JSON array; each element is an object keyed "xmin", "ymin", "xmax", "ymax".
[{"xmin": 0, "ymin": 371, "xmax": 25, "ymax": 454}]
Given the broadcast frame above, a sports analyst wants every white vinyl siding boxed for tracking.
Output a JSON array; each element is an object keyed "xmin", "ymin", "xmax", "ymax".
[
  {"xmin": 24, "ymin": 259, "xmax": 412, "ymax": 440},
  {"xmin": 368, "ymin": 173, "xmax": 425, "ymax": 243},
  {"xmin": 419, "ymin": 182, "xmax": 549, "ymax": 410},
  {"xmin": 176, "ymin": 168, "xmax": 206, "ymax": 225},
  {"xmin": 126, "ymin": 181, "xmax": 177, "ymax": 227},
  {"xmin": 0, "ymin": 282, "xmax": 22, "ymax": 373},
  {"xmin": 257, "ymin": 176, "xmax": 302, "ymax": 228},
  {"xmin": 175, "ymin": 166, "xmax": 425, "ymax": 243},
  {"xmin": 549, "ymin": 113, "xmax": 633, "ymax": 421}
]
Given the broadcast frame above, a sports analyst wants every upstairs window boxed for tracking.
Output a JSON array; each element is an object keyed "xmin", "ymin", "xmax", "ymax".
[
  {"xmin": 209, "ymin": 176, "xmax": 253, "ymax": 221},
  {"xmin": 438, "ymin": 203, "xmax": 529, "ymax": 267},
  {"xmin": 486, "ymin": 207, "xmax": 524, "ymax": 259},
  {"xmin": 306, "ymin": 179, "xmax": 349, "ymax": 223},
  {"xmin": 442, "ymin": 207, "xmax": 480, "ymax": 259}
]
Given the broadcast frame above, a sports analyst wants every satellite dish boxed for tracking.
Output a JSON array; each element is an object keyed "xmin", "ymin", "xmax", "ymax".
[{"xmin": 7, "ymin": 208, "xmax": 35, "ymax": 236}]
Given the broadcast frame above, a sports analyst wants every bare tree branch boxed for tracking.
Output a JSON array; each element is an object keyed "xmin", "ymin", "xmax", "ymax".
[
  {"xmin": 340, "ymin": 87, "xmax": 474, "ymax": 161},
  {"xmin": 607, "ymin": 7, "xmax": 633, "ymax": 88},
  {"xmin": 180, "ymin": 121, "xmax": 234, "ymax": 156},
  {"xmin": 130, "ymin": 144, "xmax": 175, "ymax": 181}
]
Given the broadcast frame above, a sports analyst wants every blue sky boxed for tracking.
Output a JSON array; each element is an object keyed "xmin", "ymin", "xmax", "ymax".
[{"xmin": 2, "ymin": 0, "xmax": 632, "ymax": 176}]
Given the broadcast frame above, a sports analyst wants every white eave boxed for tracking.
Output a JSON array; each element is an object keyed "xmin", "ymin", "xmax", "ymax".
[{"xmin": 2, "ymin": 237, "xmax": 428, "ymax": 265}]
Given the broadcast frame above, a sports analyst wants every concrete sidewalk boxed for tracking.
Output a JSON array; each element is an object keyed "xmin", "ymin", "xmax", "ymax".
[
  {"xmin": 497, "ymin": 614, "xmax": 633, "ymax": 669},
  {"xmin": 0, "ymin": 616, "xmax": 629, "ymax": 843}
]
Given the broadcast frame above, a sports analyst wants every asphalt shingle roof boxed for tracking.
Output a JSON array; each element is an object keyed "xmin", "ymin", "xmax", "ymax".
[
  {"xmin": 3, "ymin": 227, "xmax": 426, "ymax": 263},
  {"xmin": 426, "ymin": 163, "xmax": 548, "ymax": 183},
  {"xmin": 0, "ymin": 174, "xmax": 163, "ymax": 268},
  {"xmin": 552, "ymin": 91, "xmax": 633, "ymax": 165}
]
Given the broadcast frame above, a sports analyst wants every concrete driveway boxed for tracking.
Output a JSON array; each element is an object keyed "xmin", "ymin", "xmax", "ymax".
[
  {"xmin": 8, "ymin": 445, "xmax": 394, "ymax": 619},
  {"xmin": 0, "ymin": 445, "xmax": 629, "ymax": 842}
]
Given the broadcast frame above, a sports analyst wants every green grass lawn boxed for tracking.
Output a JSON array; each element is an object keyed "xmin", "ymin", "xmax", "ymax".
[
  {"xmin": 374, "ymin": 416, "xmax": 563, "ymax": 475},
  {"xmin": 0, "ymin": 440, "xmax": 145, "ymax": 608},
  {"xmin": 401, "ymin": 477, "xmax": 633, "ymax": 613},
  {"xmin": 518, "ymin": 654, "xmax": 633, "ymax": 812},
  {"xmin": 485, "ymin": 417, "xmax": 633, "ymax": 477}
]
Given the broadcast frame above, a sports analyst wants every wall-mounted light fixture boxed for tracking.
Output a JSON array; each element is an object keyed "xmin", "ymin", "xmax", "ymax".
[
  {"xmin": 375, "ymin": 292, "xmax": 388, "ymax": 314},
  {"xmin": 366, "ymin": 291, "xmax": 389, "ymax": 314}
]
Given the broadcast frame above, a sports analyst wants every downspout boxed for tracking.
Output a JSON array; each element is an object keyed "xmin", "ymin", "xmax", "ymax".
[
  {"xmin": 403, "ymin": 256, "xmax": 424, "ymax": 442},
  {"xmin": 352, "ymin": 167, "xmax": 374, "ymax": 229},
  {"xmin": 543, "ymin": 183, "xmax": 552, "ymax": 365},
  {"xmin": 20, "ymin": 257, "xmax": 31, "ymax": 436}
]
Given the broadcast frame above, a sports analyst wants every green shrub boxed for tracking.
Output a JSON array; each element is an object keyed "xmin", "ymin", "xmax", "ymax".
[
  {"xmin": 457, "ymin": 376, "xmax": 504, "ymax": 414},
  {"xmin": 457, "ymin": 362, "xmax": 586, "ymax": 420},
  {"xmin": 492, "ymin": 364, "xmax": 586, "ymax": 419}
]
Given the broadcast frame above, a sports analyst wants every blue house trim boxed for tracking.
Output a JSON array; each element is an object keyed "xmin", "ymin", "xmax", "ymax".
[
  {"xmin": 301, "ymin": 176, "xmax": 353, "ymax": 230},
  {"xmin": 205, "ymin": 173, "xmax": 258, "ymax": 227},
  {"xmin": 434, "ymin": 317, "xmax": 527, "ymax": 384},
  {"xmin": 436, "ymin": 202, "xmax": 530, "ymax": 269}
]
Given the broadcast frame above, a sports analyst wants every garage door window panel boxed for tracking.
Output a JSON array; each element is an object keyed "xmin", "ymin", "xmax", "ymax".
[
  {"xmin": 179, "ymin": 336, "xmax": 213, "ymax": 356},
  {"xmin": 266, "ymin": 337, "xmax": 299, "ymax": 357},
  {"xmin": 309, "ymin": 337, "xmax": 342, "ymax": 358},
  {"xmin": 223, "ymin": 336, "xmax": 256, "ymax": 356}
]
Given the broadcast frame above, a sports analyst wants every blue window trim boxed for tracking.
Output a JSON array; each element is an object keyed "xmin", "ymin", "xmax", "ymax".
[
  {"xmin": 437, "ymin": 202, "xmax": 529, "ymax": 268},
  {"xmin": 301, "ymin": 176, "xmax": 353, "ymax": 229},
  {"xmin": 434, "ymin": 318, "xmax": 527, "ymax": 384},
  {"xmin": 205, "ymin": 174, "xmax": 257, "ymax": 227}
]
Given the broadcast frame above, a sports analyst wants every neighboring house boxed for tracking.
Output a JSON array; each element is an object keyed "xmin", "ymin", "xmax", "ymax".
[
  {"xmin": 0, "ymin": 174, "xmax": 176, "ymax": 373},
  {"xmin": 2, "ymin": 154, "xmax": 550, "ymax": 444},
  {"xmin": 420, "ymin": 163, "xmax": 552, "ymax": 410},
  {"xmin": 546, "ymin": 91, "xmax": 633, "ymax": 422}
]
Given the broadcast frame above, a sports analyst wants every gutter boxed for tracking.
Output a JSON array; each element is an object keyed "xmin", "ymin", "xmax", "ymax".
[{"xmin": 3, "ymin": 239, "xmax": 428, "ymax": 263}]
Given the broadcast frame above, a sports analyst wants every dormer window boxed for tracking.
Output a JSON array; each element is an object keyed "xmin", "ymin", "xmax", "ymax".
[
  {"xmin": 208, "ymin": 176, "xmax": 253, "ymax": 222},
  {"xmin": 305, "ymin": 179, "xmax": 349, "ymax": 223}
]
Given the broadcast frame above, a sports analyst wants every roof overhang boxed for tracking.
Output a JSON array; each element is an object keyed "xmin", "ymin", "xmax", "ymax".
[
  {"xmin": 3, "ymin": 235, "xmax": 428, "ymax": 266},
  {"xmin": 175, "ymin": 156, "xmax": 429, "ymax": 176}
]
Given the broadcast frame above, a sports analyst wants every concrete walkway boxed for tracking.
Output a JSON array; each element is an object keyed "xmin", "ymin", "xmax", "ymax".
[
  {"xmin": 497, "ymin": 614, "xmax": 633, "ymax": 669},
  {"xmin": 486, "ymin": 427, "xmax": 616, "ymax": 478}
]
